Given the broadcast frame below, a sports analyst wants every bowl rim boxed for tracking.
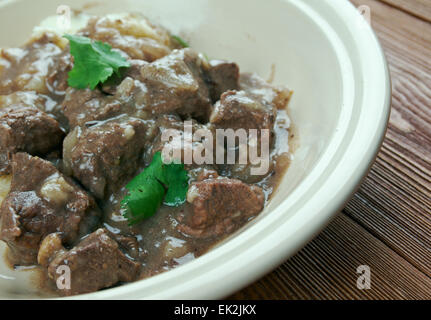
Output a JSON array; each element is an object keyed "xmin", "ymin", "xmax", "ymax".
[{"xmin": 1, "ymin": 0, "xmax": 391, "ymax": 299}]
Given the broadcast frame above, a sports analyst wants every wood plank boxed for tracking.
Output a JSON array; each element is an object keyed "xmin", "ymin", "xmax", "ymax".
[
  {"xmin": 378, "ymin": 0, "xmax": 431, "ymax": 23},
  {"xmin": 229, "ymin": 214, "xmax": 431, "ymax": 300}
]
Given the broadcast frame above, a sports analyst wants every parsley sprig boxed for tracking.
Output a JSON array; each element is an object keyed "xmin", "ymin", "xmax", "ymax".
[
  {"xmin": 64, "ymin": 34, "xmax": 130, "ymax": 90},
  {"xmin": 121, "ymin": 152, "xmax": 189, "ymax": 225}
]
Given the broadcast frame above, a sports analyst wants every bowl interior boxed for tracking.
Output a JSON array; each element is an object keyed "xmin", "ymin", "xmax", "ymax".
[{"xmin": 0, "ymin": 0, "xmax": 360, "ymax": 299}]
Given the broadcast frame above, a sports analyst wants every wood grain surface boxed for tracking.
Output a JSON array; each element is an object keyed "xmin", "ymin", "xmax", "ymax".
[
  {"xmin": 230, "ymin": 0, "xmax": 431, "ymax": 300},
  {"xmin": 380, "ymin": 0, "xmax": 431, "ymax": 22}
]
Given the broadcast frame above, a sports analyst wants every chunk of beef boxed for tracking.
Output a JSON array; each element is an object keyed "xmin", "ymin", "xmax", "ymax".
[
  {"xmin": 46, "ymin": 228, "xmax": 141, "ymax": 296},
  {"xmin": 0, "ymin": 153, "xmax": 100, "ymax": 265},
  {"xmin": 178, "ymin": 178, "xmax": 264, "ymax": 238},
  {"xmin": 133, "ymin": 53, "xmax": 239, "ymax": 119},
  {"xmin": 79, "ymin": 14, "xmax": 174, "ymax": 61},
  {"xmin": 143, "ymin": 114, "xmax": 183, "ymax": 164},
  {"xmin": 0, "ymin": 105, "xmax": 64, "ymax": 174},
  {"xmin": 210, "ymin": 90, "xmax": 276, "ymax": 133},
  {"xmin": 211, "ymin": 74, "xmax": 292, "ymax": 183},
  {"xmin": 62, "ymin": 61, "xmax": 150, "ymax": 128},
  {"xmin": 0, "ymin": 33, "xmax": 70, "ymax": 96},
  {"xmin": 62, "ymin": 50, "xmax": 234, "ymax": 127},
  {"xmin": 63, "ymin": 117, "xmax": 155, "ymax": 199},
  {"xmin": 0, "ymin": 91, "xmax": 60, "ymax": 114},
  {"xmin": 1, "ymin": 90, "xmax": 67, "ymax": 128},
  {"xmin": 239, "ymin": 73, "xmax": 292, "ymax": 110},
  {"xmin": 204, "ymin": 60, "xmax": 239, "ymax": 102},
  {"xmin": 209, "ymin": 90, "xmax": 276, "ymax": 183},
  {"xmin": 218, "ymin": 108, "xmax": 291, "ymax": 184},
  {"xmin": 131, "ymin": 51, "xmax": 241, "ymax": 120},
  {"xmin": 137, "ymin": 49, "xmax": 213, "ymax": 121},
  {"xmin": 62, "ymin": 88, "xmax": 121, "ymax": 128},
  {"xmin": 45, "ymin": 47, "xmax": 72, "ymax": 96}
]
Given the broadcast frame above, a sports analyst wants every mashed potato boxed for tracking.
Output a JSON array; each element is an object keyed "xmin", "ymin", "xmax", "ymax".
[{"xmin": 32, "ymin": 12, "xmax": 172, "ymax": 51}]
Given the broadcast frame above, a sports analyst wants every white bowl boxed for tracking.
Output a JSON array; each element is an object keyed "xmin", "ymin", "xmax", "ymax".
[{"xmin": 0, "ymin": 0, "xmax": 390, "ymax": 299}]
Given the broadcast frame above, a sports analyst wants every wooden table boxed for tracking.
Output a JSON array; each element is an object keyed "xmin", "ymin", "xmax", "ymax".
[{"xmin": 230, "ymin": 0, "xmax": 431, "ymax": 300}]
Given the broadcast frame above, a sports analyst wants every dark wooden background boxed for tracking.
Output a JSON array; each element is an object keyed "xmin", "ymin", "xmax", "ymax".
[{"xmin": 230, "ymin": 0, "xmax": 431, "ymax": 300}]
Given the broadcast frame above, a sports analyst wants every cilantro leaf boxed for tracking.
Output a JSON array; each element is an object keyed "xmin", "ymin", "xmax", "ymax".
[
  {"xmin": 163, "ymin": 162, "xmax": 189, "ymax": 206},
  {"xmin": 125, "ymin": 152, "xmax": 165, "ymax": 190},
  {"xmin": 122, "ymin": 178, "xmax": 165, "ymax": 225},
  {"xmin": 64, "ymin": 34, "xmax": 130, "ymax": 90},
  {"xmin": 121, "ymin": 152, "xmax": 189, "ymax": 225}
]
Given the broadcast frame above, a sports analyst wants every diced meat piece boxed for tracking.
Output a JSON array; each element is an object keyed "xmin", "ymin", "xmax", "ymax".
[
  {"xmin": 62, "ymin": 88, "xmax": 121, "ymax": 128},
  {"xmin": 143, "ymin": 114, "xmax": 184, "ymax": 164},
  {"xmin": 212, "ymin": 75, "xmax": 293, "ymax": 184},
  {"xmin": 63, "ymin": 117, "xmax": 154, "ymax": 199},
  {"xmin": 0, "ymin": 153, "xmax": 100, "ymax": 265},
  {"xmin": 239, "ymin": 73, "xmax": 292, "ymax": 110},
  {"xmin": 210, "ymin": 90, "xmax": 276, "ymax": 133},
  {"xmin": 0, "ymin": 33, "xmax": 69, "ymax": 96},
  {"xmin": 45, "ymin": 48, "xmax": 73, "ymax": 96},
  {"xmin": 217, "ymin": 106, "xmax": 291, "ymax": 184},
  {"xmin": 0, "ymin": 91, "xmax": 60, "ymax": 114},
  {"xmin": 178, "ymin": 178, "xmax": 264, "ymax": 238},
  {"xmin": 0, "ymin": 105, "xmax": 64, "ymax": 174},
  {"xmin": 204, "ymin": 60, "xmax": 239, "ymax": 102},
  {"xmin": 137, "ymin": 49, "xmax": 213, "ymax": 121},
  {"xmin": 0, "ymin": 91, "xmax": 67, "ymax": 127},
  {"xmin": 47, "ymin": 228, "xmax": 141, "ymax": 296},
  {"xmin": 79, "ymin": 14, "xmax": 174, "ymax": 61},
  {"xmin": 100, "ymin": 59, "xmax": 149, "ymax": 95},
  {"xmin": 62, "ymin": 64, "xmax": 151, "ymax": 128},
  {"xmin": 210, "ymin": 90, "xmax": 275, "ymax": 182},
  {"xmin": 63, "ymin": 49, "xmax": 217, "ymax": 127}
]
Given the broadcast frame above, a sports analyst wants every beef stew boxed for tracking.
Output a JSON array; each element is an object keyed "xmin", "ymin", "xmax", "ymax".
[{"xmin": 0, "ymin": 13, "xmax": 293, "ymax": 296}]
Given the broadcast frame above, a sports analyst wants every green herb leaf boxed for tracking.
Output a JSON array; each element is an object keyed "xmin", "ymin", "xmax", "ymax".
[
  {"xmin": 64, "ymin": 34, "xmax": 130, "ymax": 90},
  {"xmin": 163, "ymin": 162, "xmax": 189, "ymax": 206},
  {"xmin": 125, "ymin": 152, "xmax": 165, "ymax": 190},
  {"xmin": 121, "ymin": 152, "xmax": 189, "ymax": 225},
  {"xmin": 171, "ymin": 35, "xmax": 189, "ymax": 48},
  {"xmin": 122, "ymin": 178, "xmax": 165, "ymax": 225}
]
